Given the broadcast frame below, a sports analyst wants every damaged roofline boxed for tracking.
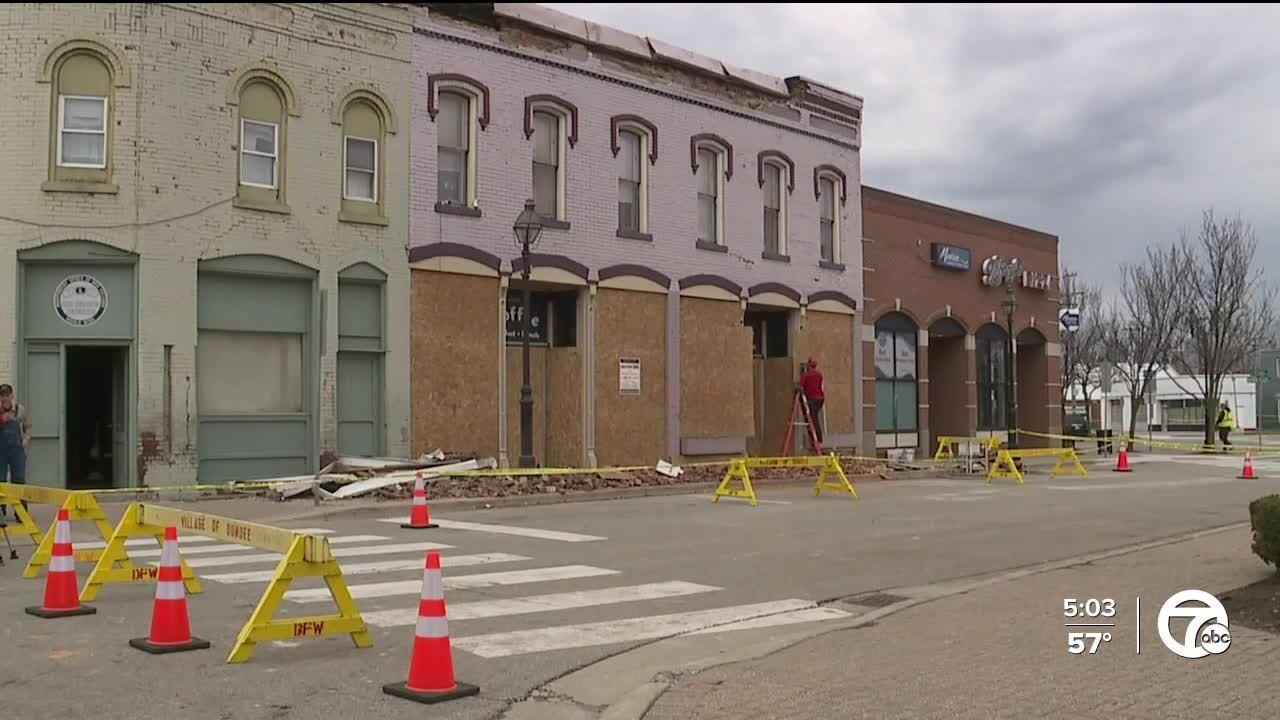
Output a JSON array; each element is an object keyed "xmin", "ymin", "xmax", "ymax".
[{"xmin": 420, "ymin": 2, "xmax": 862, "ymax": 120}]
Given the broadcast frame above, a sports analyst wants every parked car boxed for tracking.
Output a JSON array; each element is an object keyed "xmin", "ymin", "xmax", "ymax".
[{"xmin": 1063, "ymin": 412, "xmax": 1090, "ymax": 437}]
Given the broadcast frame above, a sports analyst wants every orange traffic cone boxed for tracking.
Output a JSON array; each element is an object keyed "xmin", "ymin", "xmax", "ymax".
[
  {"xmin": 401, "ymin": 473, "xmax": 438, "ymax": 529},
  {"xmin": 25, "ymin": 508, "xmax": 97, "ymax": 618},
  {"xmin": 129, "ymin": 526, "xmax": 210, "ymax": 654},
  {"xmin": 1113, "ymin": 445, "xmax": 1132, "ymax": 473},
  {"xmin": 383, "ymin": 552, "xmax": 479, "ymax": 705},
  {"xmin": 1240, "ymin": 453, "xmax": 1258, "ymax": 480}
]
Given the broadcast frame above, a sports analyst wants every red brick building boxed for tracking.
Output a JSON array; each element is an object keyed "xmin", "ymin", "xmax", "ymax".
[{"xmin": 860, "ymin": 186, "xmax": 1061, "ymax": 458}]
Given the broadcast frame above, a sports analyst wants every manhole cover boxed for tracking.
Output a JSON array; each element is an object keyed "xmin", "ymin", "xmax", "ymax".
[{"xmin": 843, "ymin": 592, "xmax": 909, "ymax": 608}]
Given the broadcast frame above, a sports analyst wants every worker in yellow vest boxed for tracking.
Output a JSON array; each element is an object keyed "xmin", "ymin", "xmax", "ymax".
[{"xmin": 1215, "ymin": 402, "xmax": 1235, "ymax": 448}]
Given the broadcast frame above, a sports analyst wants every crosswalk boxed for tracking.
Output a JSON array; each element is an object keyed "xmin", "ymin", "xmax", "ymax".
[{"xmin": 84, "ymin": 515, "xmax": 853, "ymax": 660}]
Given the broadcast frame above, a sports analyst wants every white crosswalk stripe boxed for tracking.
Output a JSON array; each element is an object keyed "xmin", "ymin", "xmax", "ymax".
[
  {"xmin": 376, "ymin": 517, "xmax": 606, "ymax": 542},
  {"xmin": 451, "ymin": 600, "xmax": 852, "ymax": 658},
  {"xmin": 203, "ymin": 553, "xmax": 529, "ymax": 584},
  {"xmin": 284, "ymin": 564, "xmax": 621, "ymax": 603},
  {"xmin": 144, "ymin": 522, "xmax": 852, "ymax": 660}
]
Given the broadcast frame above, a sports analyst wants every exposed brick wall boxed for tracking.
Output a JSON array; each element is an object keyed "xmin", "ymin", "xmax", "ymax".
[
  {"xmin": 409, "ymin": 7, "xmax": 863, "ymax": 305},
  {"xmin": 0, "ymin": 3, "xmax": 414, "ymax": 486}
]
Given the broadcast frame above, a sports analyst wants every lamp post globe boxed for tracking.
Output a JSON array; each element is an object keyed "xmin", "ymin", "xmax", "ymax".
[{"xmin": 512, "ymin": 199, "xmax": 544, "ymax": 469}]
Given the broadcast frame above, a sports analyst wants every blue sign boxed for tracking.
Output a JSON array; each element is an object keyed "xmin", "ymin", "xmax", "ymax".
[{"xmin": 931, "ymin": 243, "xmax": 972, "ymax": 271}]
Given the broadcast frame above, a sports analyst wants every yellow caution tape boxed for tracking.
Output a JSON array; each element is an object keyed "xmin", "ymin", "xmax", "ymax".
[{"xmin": 1015, "ymin": 428, "xmax": 1280, "ymax": 456}]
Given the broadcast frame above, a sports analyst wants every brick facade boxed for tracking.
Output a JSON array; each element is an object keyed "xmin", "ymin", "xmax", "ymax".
[
  {"xmin": 0, "ymin": 3, "xmax": 413, "ymax": 486},
  {"xmin": 861, "ymin": 186, "xmax": 1063, "ymax": 457}
]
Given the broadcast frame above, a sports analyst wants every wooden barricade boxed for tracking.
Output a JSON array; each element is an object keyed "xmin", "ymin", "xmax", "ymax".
[
  {"xmin": 713, "ymin": 453, "xmax": 859, "ymax": 507},
  {"xmin": 83, "ymin": 502, "xmax": 371, "ymax": 664}
]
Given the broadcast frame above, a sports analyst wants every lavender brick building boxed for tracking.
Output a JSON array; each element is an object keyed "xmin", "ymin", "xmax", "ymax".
[{"xmin": 407, "ymin": 4, "xmax": 864, "ymax": 467}]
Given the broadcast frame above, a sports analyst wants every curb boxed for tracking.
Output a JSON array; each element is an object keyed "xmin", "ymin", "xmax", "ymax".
[
  {"xmin": 590, "ymin": 520, "xmax": 1250, "ymax": 720},
  {"xmin": 162, "ymin": 469, "xmax": 938, "ymax": 525}
]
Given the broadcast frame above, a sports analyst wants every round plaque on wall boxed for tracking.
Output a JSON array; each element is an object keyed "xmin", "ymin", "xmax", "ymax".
[{"xmin": 54, "ymin": 274, "xmax": 108, "ymax": 327}]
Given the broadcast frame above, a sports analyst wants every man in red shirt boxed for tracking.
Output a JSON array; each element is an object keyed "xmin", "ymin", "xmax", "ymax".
[{"xmin": 799, "ymin": 357, "xmax": 825, "ymax": 443}]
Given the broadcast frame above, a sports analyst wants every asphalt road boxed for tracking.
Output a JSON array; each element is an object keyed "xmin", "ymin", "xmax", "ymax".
[{"xmin": 2, "ymin": 457, "xmax": 1277, "ymax": 720}]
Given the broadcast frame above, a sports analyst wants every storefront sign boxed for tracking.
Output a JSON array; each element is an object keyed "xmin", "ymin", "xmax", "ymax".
[
  {"xmin": 981, "ymin": 255, "xmax": 1023, "ymax": 288},
  {"xmin": 619, "ymin": 358, "xmax": 641, "ymax": 395},
  {"xmin": 505, "ymin": 290, "xmax": 548, "ymax": 344},
  {"xmin": 1021, "ymin": 269, "xmax": 1055, "ymax": 291},
  {"xmin": 54, "ymin": 274, "xmax": 108, "ymax": 327},
  {"xmin": 931, "ymin": 243, "xmax": 972, "ymax": 271}
]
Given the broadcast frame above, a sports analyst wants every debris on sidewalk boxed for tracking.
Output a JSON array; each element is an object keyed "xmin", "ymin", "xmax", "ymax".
[{"xmin": 656, "ymin": 459, "xmax": 684, "ymax": 478}]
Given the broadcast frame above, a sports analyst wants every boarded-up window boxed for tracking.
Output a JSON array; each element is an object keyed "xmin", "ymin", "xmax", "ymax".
[{"xmin": 197, "ymin": 330, "xmax": 304, "ymax": 414}]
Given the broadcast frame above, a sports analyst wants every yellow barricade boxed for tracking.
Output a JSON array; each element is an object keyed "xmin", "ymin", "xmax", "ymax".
[
  {"xmin": 987, "ymin": 447, "xmax": 1088, "ymax": 485},
  {"xmin": 933, "ymin": 436, "xmax": 1003, "ymax": 461},
  {"xmin": 84, "ymin": 503, "xmax": 371, "ymax": 664},
  {"xmin": 0, "ymin": 483, "xmax": 120, "ymax": 578},
  {"xmin": 712, "ymin": 453, "xmax": 859, "ymax": 507}
]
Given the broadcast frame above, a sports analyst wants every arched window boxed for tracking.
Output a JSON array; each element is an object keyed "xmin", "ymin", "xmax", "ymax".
[
  {"xmin": 976, "ymin": 324, "xmax": 1010, "ymax": 431},
  {"xmin": 429, "ymin": 74, "xmax": 489, "ymax": 215},
  {"xmin": 230, "ymin": 69, "xmax": 294, "ymax": 213},
  {"xmin": 335, "ymin": 89, "xmax": 394, "ymax": 225},
  {"xmin": 814, "ymin": 165, "xmax": 847, "ymax": 269},
  {"xmin": 611, "ymin": 114, "xmax": 657, "ymax": 240},
  {"xmin": 43, "ymin": 40, "xmax": 125, "ymax": 192},
  {"xmin": 525, "ymin": 95, "xmax": 576, "ymax": 226},
  {"xmin": 757, "ymin": 150, "xmax": 794, "ymax": 258},
  {"xmin": 691, "ymin": 134, "xmax": 732, "ymax": 250},
  {"xmin": 875, "ymin": 312, "xmax": 918, "ymax": 434}
]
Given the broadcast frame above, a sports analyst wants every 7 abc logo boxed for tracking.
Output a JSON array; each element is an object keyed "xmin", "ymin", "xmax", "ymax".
[{"xmin": 1157, "ymin": 589, "xmax": 1232, "ymax": 659}]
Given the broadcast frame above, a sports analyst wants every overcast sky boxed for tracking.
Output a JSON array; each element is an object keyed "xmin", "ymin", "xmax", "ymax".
[{"xmin": 547, "ymin": 3, "xmax": 1279, "ymax": 295}]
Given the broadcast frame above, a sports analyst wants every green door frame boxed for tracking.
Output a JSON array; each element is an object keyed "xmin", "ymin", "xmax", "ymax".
[{"xmin": 16, "ymin": 241, "xmax": 139, "ymax": 489}]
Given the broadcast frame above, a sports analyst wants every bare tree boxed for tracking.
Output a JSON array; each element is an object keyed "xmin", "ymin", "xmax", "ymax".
[
  {"xmin": 1176, "ymin": 209, "xmax": 1277, "ymax": 446},
  {"xmin": 1059, "ymin": 267, "xmax": 1104, "ymax": 423},
  {"xmin": 1101, "ymin": 243, "xmax": 1184, "ymax": 448}
]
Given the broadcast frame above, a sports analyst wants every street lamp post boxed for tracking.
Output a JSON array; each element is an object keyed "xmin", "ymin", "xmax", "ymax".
[
  {"xmin": 1002, "ymin": 282, "xmax": 1018, "ymax": 450},
  {"xmin": 513, "ymin": 199, "xmax": 544, "ymax": 468}
]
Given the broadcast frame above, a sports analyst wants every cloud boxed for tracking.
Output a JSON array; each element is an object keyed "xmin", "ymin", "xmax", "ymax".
[{"xmin": 545, "ymin": 3, "xmax": 1280, "ymax": 293}]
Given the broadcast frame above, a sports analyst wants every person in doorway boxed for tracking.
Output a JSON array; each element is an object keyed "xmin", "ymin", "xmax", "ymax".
[
  {"xmin": 800, "ymin": 357, "xmax": 825, "ymax": 444},
  {"xmin": 1216, "ymin": 401, "xmax": 1235, "ymax": 448},
  {"xmin": 0, "ymin": 384, "xmax": 31, "ymax": 519}
]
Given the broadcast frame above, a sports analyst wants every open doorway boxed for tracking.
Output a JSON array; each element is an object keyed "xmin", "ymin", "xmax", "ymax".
[
  {"xmin": 744, "ymin": 307, "xmax": 794, "ymax": 455},
  {"xmin": 65, "ymin": 346, "xmax": 128, "ymax": 489}
]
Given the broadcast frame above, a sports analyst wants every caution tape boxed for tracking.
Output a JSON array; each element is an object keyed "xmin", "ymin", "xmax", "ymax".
[{"xmin": 1014, "ymin": 428, "xmax": 1280, "ymax": 456}]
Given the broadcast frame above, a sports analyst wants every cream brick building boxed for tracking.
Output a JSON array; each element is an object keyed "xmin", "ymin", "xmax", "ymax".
[{"xmin": 0, "ymin": 3, "xmax": 413, "ymax": 488}]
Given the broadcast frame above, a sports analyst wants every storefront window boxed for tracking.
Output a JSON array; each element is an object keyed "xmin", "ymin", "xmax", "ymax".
[
  {"xmin": 874, "ymin": 312, "xmax": 917, "ymax": 433},
  {"xmin": 976, "ymin": 324, "xmax": 1008, "ymax": 431}
]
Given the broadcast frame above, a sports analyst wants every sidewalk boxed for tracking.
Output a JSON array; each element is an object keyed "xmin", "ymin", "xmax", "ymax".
[{"xmin": 645, "ymin": 525, "xmax": 1280, "ymax": 720}]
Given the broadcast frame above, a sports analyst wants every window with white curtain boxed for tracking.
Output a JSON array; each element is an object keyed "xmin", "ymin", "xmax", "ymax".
[
  {"xmin": 344, "ymin": 136, "xmax": 377, "ymax": 202},
  {"xmin": 58, "ymin": 96, "xmax": 107, "ymax": 168},
  {"xmin": 240, "ymin": 119, "xmax": 278, "ymax": 188}
]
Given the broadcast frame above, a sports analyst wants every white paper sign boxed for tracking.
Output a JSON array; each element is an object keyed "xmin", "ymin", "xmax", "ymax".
[{"xmin": 619, "ymin": 357, "xmax": 641, "ymax": 395}]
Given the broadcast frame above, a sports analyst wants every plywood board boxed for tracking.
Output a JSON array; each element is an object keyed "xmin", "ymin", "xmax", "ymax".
[
  {"xmin": 679, "ymin": 297, "xmax": 753, "ymax": 438},
  {"xmin": 506, "ymin": 346, "xmax": 548, "ymax": 465},
  {"xmin": 411, "ymin": 271, "xmax": 499, "ymax": 457},
  {"xmin": 795, "ymin": 310, "xmax": 854, "ymax": 435},
  {"xmin": 594, "ymin": 288, "xmax": 666, "ymax": 466},
  {"xmin": 761, "ymin": 357, "xmax": 796, "ymax": 453},
  {"xmin": 546, "ymin": 347, "xmax": 582, "ymax": 467}
]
